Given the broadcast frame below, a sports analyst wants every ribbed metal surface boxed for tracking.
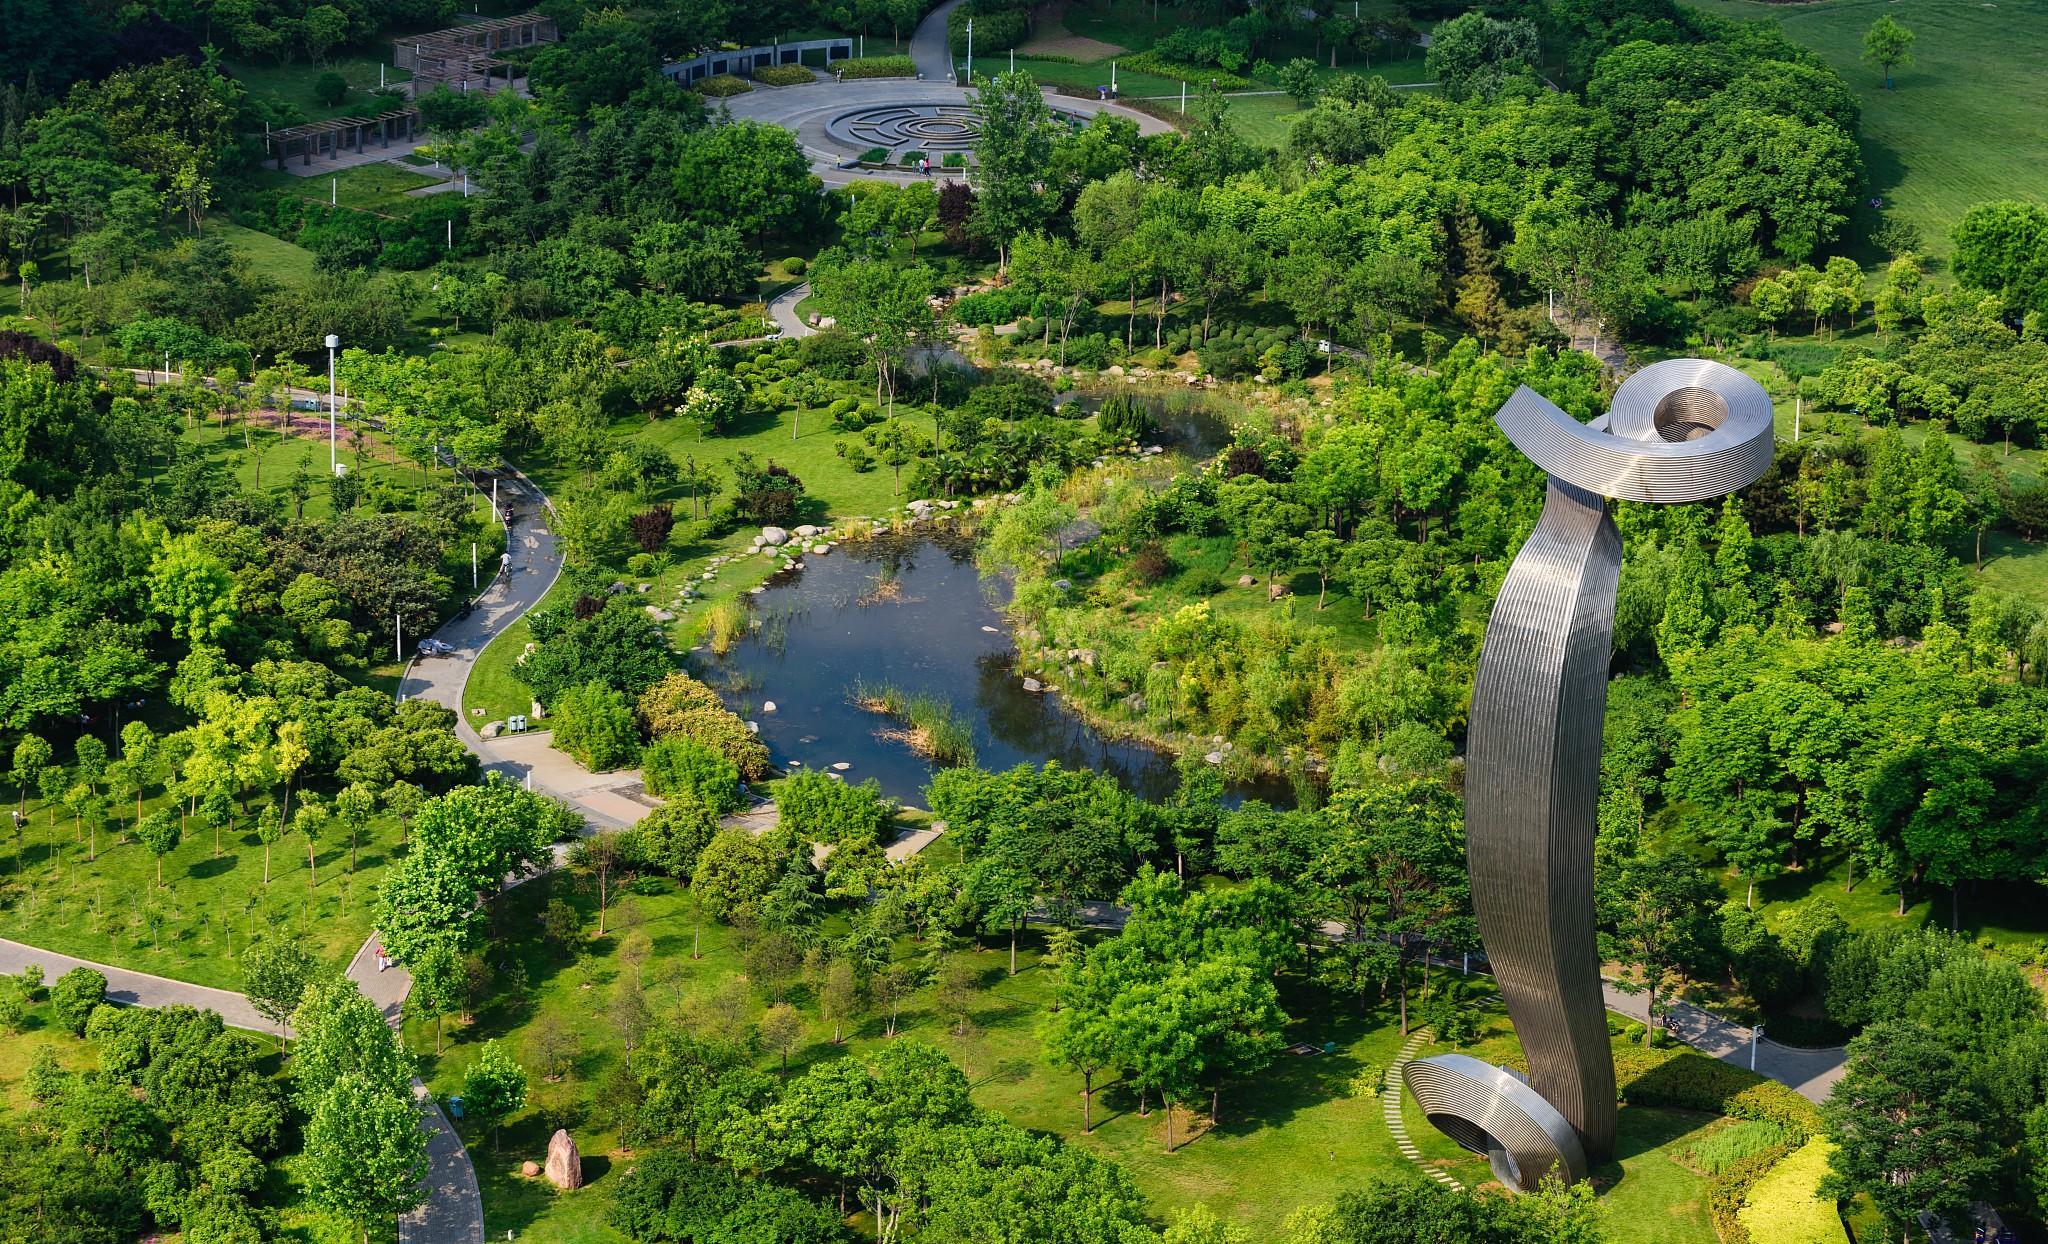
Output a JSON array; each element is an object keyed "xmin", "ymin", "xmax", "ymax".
[
  {"xmin": 1404, "ymin": 1054, "xmax": 1588, "ymax": 1190},
  {"xmin": 1495, "ymin": 360, "xmax": 1773, "ymax": 504},
  {"xmin": 1466, "ymin": 475, "xmax": 1621, "ymax": 1160},
  {"xmin": 1442, "ymin": 359, "xmax": 1773, "ymax": 1177}
]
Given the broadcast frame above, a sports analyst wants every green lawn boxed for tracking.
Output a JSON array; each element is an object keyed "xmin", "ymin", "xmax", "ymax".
[
  {"xmin": 226, "ymin": 54, "xmax": 413, "ymax": 124},
  {"xmin": 0, "ymin": 998, "xmax": 99, "ymax": 1114},
  {"xmin": 1683, "ymin": 0, "xmax": 2048, "ymax": 261},
  {"xmin": 248, "ymin": 162, "xmax": 444, "ymax": 216},
  {"xmin": 0, "ymin": 788, "xmax": 408, "ymax": 993},
  {"xmin": 405, "ymin": 876, "xmax": 1723, "ymax": 1239},
  {"xmin": 215, "ymin": 221, "xmax": 320, "ymax": 287}
]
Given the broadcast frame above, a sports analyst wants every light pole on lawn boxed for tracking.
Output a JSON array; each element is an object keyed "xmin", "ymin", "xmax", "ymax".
[{"xmin": 325, "ymin": 334, "xmax": 341, "ymax": 475}]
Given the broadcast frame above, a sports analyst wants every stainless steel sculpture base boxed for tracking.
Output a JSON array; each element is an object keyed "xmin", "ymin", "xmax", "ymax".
[
  {"xmin": 1404, "ymin": 1054, "xmax": 1588, "ymax": 1189},
  {"xmin": 1409, "ymin": 361, "xmax": 1774, "ymax": 1185}
]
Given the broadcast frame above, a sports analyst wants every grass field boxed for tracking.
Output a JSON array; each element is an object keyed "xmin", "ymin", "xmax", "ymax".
[
  {"xmin": 216, "ymin": 220, "xmax": 321, "ymax": 287},
  {"xmin": 0, "ymin": 785, "xmax": 408, "ymax": 993},
  {"xmin": 226, "ymin": 54, "xmax": 412, "ymax": 124},
  {"xmin": 404, "ymin": 874, "xmax": 1722, "ymax": 1241},
  {"xmin": 1684, "ymin": 0, "xmax": 2048, "ymax": 261},
  {"xmin": 248, "ymin": 162, "xmax": 445, "ymax": 217}
]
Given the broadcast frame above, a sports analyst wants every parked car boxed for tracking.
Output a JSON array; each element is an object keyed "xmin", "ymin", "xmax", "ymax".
[{"xmin": 418, "ymin": 638, "xmax": 455, "ymax": 656}]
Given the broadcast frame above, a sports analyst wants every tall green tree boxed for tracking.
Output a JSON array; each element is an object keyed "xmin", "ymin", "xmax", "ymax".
[
  {"xmin": 1862, "ymin": 16, "xmax": 1915, "ymax": 90},
  {"xmin": 302, "ymin": 1074, "xmax": 428, "ymax": 1244}
]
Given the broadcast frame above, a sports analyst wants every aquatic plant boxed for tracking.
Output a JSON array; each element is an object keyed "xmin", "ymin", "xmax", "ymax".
[{"xmin": 848, "ymin": 679, "xmax": 977, "ymax": 767}]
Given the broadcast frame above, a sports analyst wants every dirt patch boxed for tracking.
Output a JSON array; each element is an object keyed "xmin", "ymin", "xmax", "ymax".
[{"xmin": 1018, "ymin": 0, "xmax": 1128, "ymax": 60}]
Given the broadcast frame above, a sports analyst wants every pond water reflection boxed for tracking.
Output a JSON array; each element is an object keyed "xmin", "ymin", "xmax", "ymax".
[{"xmin": 703, "ymin": 531, "xmax": 1291, "ymax": 807}]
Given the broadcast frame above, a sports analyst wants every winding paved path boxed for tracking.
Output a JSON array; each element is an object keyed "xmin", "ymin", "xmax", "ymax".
[
  {"xmin": 910, "ymin": 0, "xmax": 967, "ymax": 81},
  {"xmin": 768, "ymin": 282, "xmax": 818, "ymax": 338},
  {"xmin": 0, "ymin": 937, "xmax": 274, "ymax": 1032}
]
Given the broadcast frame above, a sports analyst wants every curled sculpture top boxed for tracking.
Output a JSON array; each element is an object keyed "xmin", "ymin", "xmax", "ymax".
[{"xmin": 1494, "ymin": 359, "xmax": 1775, "ymax": 502}]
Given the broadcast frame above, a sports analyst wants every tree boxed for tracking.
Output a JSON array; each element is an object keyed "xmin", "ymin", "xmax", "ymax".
[
  {"xmin": 302, "ymin": 1074, "xmax": 428, "ymax": 1243},
  {"xmin": 241, "ymin": 938, "xmax": 316, "ymax": 1045},
  {"xmin": 1823, "ymin": 1020, "xmax": 1998, "ymax": 1236},
  {"xmin": 375, "ymin": 779, "xmax": 563, "ymax": 962},
  {"xmin": 409, "ymin": 938, "xmax": 464, "ymax": 1055},
  {"xmin": 10, "ymin": 733, "xmax": 51, "ymax": 821},
  {"xmin": 291, "ymin": 974, "xmax": 413, "ymax": 1111},
  {"xmin": 461, "ymin": 1040, "xmax": 529, "ymax": 1151},
  {"xmin": 1951, "ymin": 201, "xmax": 2048, "ymax": 316},
  {"xmin": 760, "ymin": 1002, "xmax": 805, "ymax": 1079},
  {"xmin": 969, "ymin": 71, "xmax": 1059, "ymax": 268},
  {"xmin": 1862, "ymin": 16, "xmax": 1914, "ymax": 90},
  {"xmin": 50, "ymin": 966, "xmax": 106, "ymax": 1035},
  {"xmin": 1601, "ymin": 852, "xmax": 1721, "ymax": 1044},
  {"xmin": 136, "ymin": 808, "xmax": 179, "ymax": 888},
  {"xmin": 1425, "ymin": 12, "xmax": 1539, "ymax": 102},
  {"xmin": 818, "ymin": 958, "xmax": 862, "ymax": 1044}
]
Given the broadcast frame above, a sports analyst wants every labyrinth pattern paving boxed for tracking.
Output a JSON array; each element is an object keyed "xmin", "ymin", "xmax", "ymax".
[{"xmin": 827, "ymin": 104, "xmax": 981, "ymax": 152}]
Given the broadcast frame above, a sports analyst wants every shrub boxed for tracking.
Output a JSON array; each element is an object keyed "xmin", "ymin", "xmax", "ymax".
[
  {"xmin": 607, "ymin": 1145, "xmax": 847, "ymax": 1242},
  {"xmin": 1683, "ymin": 1120, "xmax": 1797, "ymax": 1176},
  {"xmin": 1735, "ymin": 1139, "xmax": 1847, "ymax": 1244},
  {"xmin": 1097, "ymin": 392, "xmax": 1156, "ymax": 441},
  {"xmin": 837, "ymin": 55, "xmax": 915, "ymax": 79},
  {"xmin": 624, "ymin": 792, "xmax": 723, "ymax": 878},
  {"xmin": 784, "ymin": 256, "xmax": 806, "ymax": 275},
  {"xmin": 1129, "ymin": 542, "xmax": 1175, "ymax": 585},
  {"xmin": 637, "ymin": 674, "xmax": 771, "ymax": 779},
  {"xmin": 691, "ymin": 828, "xmax": 782, "ymax": 921},
  {"xmin": 1614, "ymin": 1045, "xmax": 1823, "ymax": 1137},
  {"xmin": 552, "ymin": 683, "xmax": 642, "ymax": 772},
  {"xmin": 942, "ymin": 152, "xmax": 965, "ymax": 168},
  {"xmin": 641, "ymin": 735, "xmax": 744, "ymax": 813},
  {"xmin": 752, "ymin": 63, "xmax": 816, "ymax": 86},
  {"xmin": 858, "ymin": 145, "xmax": 891, "ymax": 164},
  {"xmin": 1117, "ymin": 51, "xmax": 1252, "ymax": 89},
  {"xmin": 696, "ymin": 73, "xmax": 753, "ymax": 96},
  {"xmin": 777, "ymin": 769, "xmax": 889, "ymax": 846},
  {"xmin": 50, "ymin": 967, "xmax": 107, "ymax": 1035},
  {"xmin": 1706, "ymin": 1143, "xmax": 1793, "ymax": 1244},
  {"xmin": 313, "ymin": 71, "xmax": 349, "ymax": 106}
]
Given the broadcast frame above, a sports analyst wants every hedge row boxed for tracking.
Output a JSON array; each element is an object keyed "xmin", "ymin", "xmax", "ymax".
[
  {"xmin": 695, "ymin": 74, "xmax": 753, "ymax": 96},
  {"xmin": 836, "ymin": 55, "xmax": 915, "ymax": 79},
  {"xmin": 1706, "ymin": 1144, "xmax": 1795, "ymax": 1244},
  {"xmin": 752, "ymin": 64, "xmax": 815, "ymax": 86},
  {"xmin": 1116, "ymin": 51, "xmax": 1252, "ymax": 89},
  {"xmin": 1613, "ymin": 1045, "xmax": 1824, "ymax": 1137}
]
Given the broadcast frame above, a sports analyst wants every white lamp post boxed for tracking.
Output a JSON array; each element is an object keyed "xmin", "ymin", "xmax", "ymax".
[{"xmin": 325, "ymin": 333, "xmax": 340, "ymax": 474}]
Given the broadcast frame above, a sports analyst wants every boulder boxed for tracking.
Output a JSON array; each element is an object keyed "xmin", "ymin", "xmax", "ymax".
[
  {"xmin": 544, "ymin": 1129, "xmax": 582, "ymax": 1190},
  {"xmin": 521, "ymin": 1161, "xmax": 541, "ymax": 1178},
  {"xmin": 1237, "ymin": 574, "xmax": 1256, "ymax": 587},
  {"xmin": 1205, "ymin": 751, "xmax": 1224, "ymax": 765},
  {"xmin": 831, "ymin": 761, "xmax": 852, "ymax": 771},
  {"xmin": 762, "ymin": 700, "xmax": 777, "ymax": 713},
  {"xmin": 1021, "ymin": 677, "xmax": 1043, "ymax": 693},
  {"xmin": 760, "ymin": 526, "xmax": 790, "ymax": 546},
  {"xmin": 794, "ymin": 524, "xmax": 822, "ymax": 538},
  {"xmin": 1267, "ymin": 583, "xmax": 1289, "ymax": 602}
]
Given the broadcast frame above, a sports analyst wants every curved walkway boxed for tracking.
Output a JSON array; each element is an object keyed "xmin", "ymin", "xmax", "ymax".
[
  {"xmin": 910, "ymin": 0, "xmax": 967, "ymax": 82},
  {"xmin": 1383, "ymin": 1022, "xmax": 1463, "ymax": 1189},
  {"xmin": 0, "ymin": 937, "xmax": 273, "ymax": 1031},
  {"xmin": 768, "ymin": 282, "xmax": 817, "ymax": 338}
]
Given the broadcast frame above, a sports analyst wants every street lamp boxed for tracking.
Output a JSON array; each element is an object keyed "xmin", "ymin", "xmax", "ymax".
[{"xmin": 325, "ymin": 333, "xmax": 341, "ymax": 476}]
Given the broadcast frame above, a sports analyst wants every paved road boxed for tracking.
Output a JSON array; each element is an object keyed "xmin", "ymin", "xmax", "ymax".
[
  {"xmin": 0, "ymin": 936, "xmax": 276, "ymax": 1033},
  {"xmin": 396, "ymin": 468, "xmax": 563, "ymax": 749},
  {"xmin": 910, "ymin": 0, "xmax": 968, "ymax": 81},
  {"xmin": 768, "ymin": 282, "xmax": 817, "ymax": 338}
]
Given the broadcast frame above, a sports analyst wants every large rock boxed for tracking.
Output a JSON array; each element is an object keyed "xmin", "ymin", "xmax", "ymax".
[
  {"xmin": 794, "ymin": 524, "xmax": 822, "ymax": 538},
  {"xmin": 760, "ymin": 526, "xmax": 790, "ymax": 546},
  {"xmin": 544, "ymin": 1129, "xmax": 582, "ymax": 1190}
]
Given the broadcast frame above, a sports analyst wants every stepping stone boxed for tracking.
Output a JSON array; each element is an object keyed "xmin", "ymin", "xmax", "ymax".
[{"xmin": 831, "ymin": 762, "xmax": 851, "ymax": 771}]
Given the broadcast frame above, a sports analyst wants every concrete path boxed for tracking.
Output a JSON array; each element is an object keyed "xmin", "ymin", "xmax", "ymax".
[
  {"xmin": 0, "ymin": 936, "xmax": 276, "ymax": 1033},
  {"xmin": 910, "ymin": 0, "xmax": 968, "ymax": 82},
  {"xmin": 395, "ymin": 468, "xmax": 562, "ymax": 750},
  {"xmin": 341, "ymin": 936, "xmax": 485, "ymax": 1244},
  {"xmin": 768, "ymin": 282, "xmax": 817, "ymax": 338},
  {"xmin": 1601, "ymin": 981, "xmax": 1845, "ymax": 1104}
]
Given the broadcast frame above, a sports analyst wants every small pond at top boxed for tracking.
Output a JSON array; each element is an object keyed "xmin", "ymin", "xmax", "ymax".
[{"xmin": 703, "ymin": 531, "xmax": 1293, "ymax": 808}]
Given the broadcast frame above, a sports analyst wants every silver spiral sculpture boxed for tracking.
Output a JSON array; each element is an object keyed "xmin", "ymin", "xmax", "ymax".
[{"xmin": 1405, "ymin": 360, "xmax": 1774, "ymax": 1190}]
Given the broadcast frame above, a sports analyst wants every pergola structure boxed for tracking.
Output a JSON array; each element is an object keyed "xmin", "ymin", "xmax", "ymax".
[
  {"xmin": 265, "ymin": 108, "xmax": 420, "ymax": 170},
  {"xmin": 393, "ymin": 12, "xmax": 559, "ymax": 93}
]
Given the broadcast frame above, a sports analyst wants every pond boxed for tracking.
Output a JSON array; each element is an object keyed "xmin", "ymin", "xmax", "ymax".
[{"xmin": 703, "ymin": 530, "xmax": 1293, "ymax": 808}]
